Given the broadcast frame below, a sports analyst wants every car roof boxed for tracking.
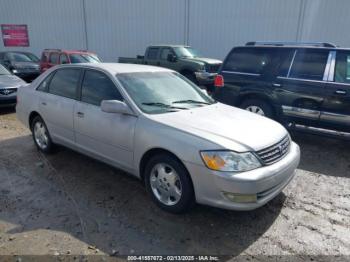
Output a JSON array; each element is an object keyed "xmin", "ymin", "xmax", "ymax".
[
  {"xmin": 42, "ymin": 49, "xmax": 96, "ymax": 54},
  {"xmin": 237, "ymin": 45, "xmax": 350, "ymax": 52},
  {"xmin": 149, "ymin": 45, "xmax": 190, "ymax": 48},
  {"xmin": 57, "ymin": 63, "xmax": 173, "ymax": 74}
]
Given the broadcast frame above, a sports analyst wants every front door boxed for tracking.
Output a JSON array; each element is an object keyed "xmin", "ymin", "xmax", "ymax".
[
  {"xmin": 159, "ymin": 47, "xmax": 177, "ymax": 70},
  {"xmin": 274, "ymin": 48, "xmax": 330, "ymax": 127},
  {"xmin": 74, "ymin": 69, "xmax": 137, "ymax": 170},
  {"xmin": 320, "ymin": 50, "xmax": 350, "ymax": 132}
]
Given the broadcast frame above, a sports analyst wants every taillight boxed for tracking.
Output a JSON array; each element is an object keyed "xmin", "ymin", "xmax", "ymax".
[{"xmin": 214, "ymin": 74, "xmax": 224, "ymax": 87}]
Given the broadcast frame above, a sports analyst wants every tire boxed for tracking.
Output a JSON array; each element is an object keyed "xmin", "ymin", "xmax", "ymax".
[
  {"xmin": 183, "ymin": 72, "xmax": 198, "ymax": 85},
  {"xmin": 31, "ymin": 115, "xmax": 54, "ymax": 153},
  {"xmin": 240, "ymin": 99, "xmax": 274, "ymax": 119},
  {"xmin": 144, "ymin": 154, "xmax": 195, "ymax": 214}
]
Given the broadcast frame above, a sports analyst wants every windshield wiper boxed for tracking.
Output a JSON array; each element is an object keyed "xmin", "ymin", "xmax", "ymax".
[
  {"xmin": 172, "ymin": 99, "xmax": 211, "ymax": 105},
  {"xmin": 142, "ymin": 102, "xmax": 188, "ymax": 110}
]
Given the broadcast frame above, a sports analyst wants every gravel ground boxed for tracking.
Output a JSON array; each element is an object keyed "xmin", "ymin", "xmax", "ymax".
[{"xmin": 0, "ymin": 108, "xmax": 349, "ymax": 260}]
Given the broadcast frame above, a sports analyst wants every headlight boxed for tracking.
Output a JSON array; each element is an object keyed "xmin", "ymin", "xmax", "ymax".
[
  {"xmin": 12, "ymin": 69, "xmax": 18, "ymax": 73},
  {"xmin": 200, "ymin": 151, "xmax": 261, "ymax": 172}
]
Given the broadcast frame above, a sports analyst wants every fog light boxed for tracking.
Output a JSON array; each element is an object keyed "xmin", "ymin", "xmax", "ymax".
[{"xmin": 223, "ymin": 192, "xmax": 257, "ymax": 203}]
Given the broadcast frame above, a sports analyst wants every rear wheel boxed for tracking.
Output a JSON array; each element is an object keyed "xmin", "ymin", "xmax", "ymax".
[
  {"xmin": 144, "ymin": 154, "xmax": 195, "ymax": 213},
  {"xmin": 31, "ymin": 116, "xmax": 54, "ymax": 153},
  {"xmin": 240, "ymin": 99, "xmax": 274, "ymax": 119}
]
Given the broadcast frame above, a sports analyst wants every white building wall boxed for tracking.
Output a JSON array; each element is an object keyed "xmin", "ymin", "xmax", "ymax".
[
  {"xmin": 1, "ymin": 0, "xmax": 350, "ymax": 61},
  {"xmin": 0, "ymin": 0, "xmax": 87, "ymax": 57}
]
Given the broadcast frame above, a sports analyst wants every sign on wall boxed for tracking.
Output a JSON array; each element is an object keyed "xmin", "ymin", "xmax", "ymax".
[{"xmin": 1, "ymin": 24, "xmax": 29, "ymax": 47}]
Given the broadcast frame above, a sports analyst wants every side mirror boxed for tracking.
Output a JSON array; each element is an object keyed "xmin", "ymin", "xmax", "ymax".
[
  {"xmin": 167, "ymin": 54, "xmax": 177, "ymax": 62},
  {"xmin": 101, "ymin": 100, "xmax": 134, "ymax": 115}
]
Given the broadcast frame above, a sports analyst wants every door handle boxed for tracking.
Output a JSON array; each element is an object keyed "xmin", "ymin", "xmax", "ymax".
[
  {"xmin": 335, "ymin": 90, "xmax": 347, "ymax": 95},
  {"xmin": 41, "ymin": 102, "xmax": 47, "ymax": 106},
  {"xmin": 76, "ymin": 112, "xmax": 84, "ymax": 118},
  {"xmin": 272, "ymin": 83, "xmax": 282, "ymax": 87}
]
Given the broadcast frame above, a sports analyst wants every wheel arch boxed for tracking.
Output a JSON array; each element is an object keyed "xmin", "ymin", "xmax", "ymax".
[
  {"xmin": 28, "ymin": 111, "xmax": 41, "ymax": 130},
  {"xmin": 237, "ymin": 92, "xmax": 282, "ymax": 117}
]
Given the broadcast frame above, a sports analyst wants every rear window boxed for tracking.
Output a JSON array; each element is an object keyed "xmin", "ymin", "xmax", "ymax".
[
  {"xmin": 48, "ymin": 69, "xmax": 80, "ymax": 99},
  {"xmin": 49, "ymin": 53, "xmax": 59, "ymax": 64},
  {"xmin": 147, "ymin": 48, "xmax": 159, "ymax": 60},
  {"xmin": 289, "ymin": 50, "xmax": 329, "ymax": 80},
  {"xmin": 223, "ymin": 48, "xmax": 273, "ymax": 74}
]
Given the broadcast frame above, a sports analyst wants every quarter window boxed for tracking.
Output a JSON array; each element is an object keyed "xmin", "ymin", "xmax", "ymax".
[
  {"xmin": 48, "ymin": 69, "xmax": 80, "ymax": 99},
  {"xmin": 49, "ymin": 53, "xmax": 59, "ymax": 64},
  {"xmin": 289, "ymin": 50, "xmax": 329, "ymax": 81},
  {"xmin": 37, "ymin": 74, "xmax": 53, "ymax": 92},
  {"xmin": 223, "ymin": 48, "xmax": 272, "ymax": 74},
  {"xmin": 81, "ymin": 70, "xmax": 123, "ymax": 106},
  {"xmin": 334, "ymin": 51, "xmax": 350, "ymax": 84},
  {"xmin": 147, "ymin": 48, "xmax": 159, "ymax": 60}
]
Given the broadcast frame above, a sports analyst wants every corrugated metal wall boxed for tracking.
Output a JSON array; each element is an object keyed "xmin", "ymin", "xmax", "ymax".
[{"xmin": 1, "ymin": 0, "xmax": 350, "ymax": 61}]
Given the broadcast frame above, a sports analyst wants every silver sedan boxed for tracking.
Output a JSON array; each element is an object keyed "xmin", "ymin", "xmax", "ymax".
[{"xmin": 16, "ymin": 63, "xmax": 300, "ymax": 213}]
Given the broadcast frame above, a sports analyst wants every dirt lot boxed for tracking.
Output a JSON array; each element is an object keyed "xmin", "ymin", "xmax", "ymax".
[{"xmin": 0, "ymin": 108, "xmax": 349, "ymax": 260}]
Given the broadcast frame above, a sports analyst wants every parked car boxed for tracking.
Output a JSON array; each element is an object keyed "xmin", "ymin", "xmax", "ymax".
[
  {"xmin": 16, "ymin": 63, "xmax": 300, "ymax": 213},
  {"xmin": 0, "ymin": 64, "xmax": 26, "ymax": 107},
  {"xmin": 213, "ymin": 41, "xmax": 350, "ymax": 133},
  {"xmin": 40, "ymin": 49, "xmax": 101, "ymax": 73},
  {"xmin": 0, "ymin": 51, "xmax": 40, "ymax": 82},
  {"xmin": 119, "ymin": 45, "xmax": 222, "ymax": 86}
]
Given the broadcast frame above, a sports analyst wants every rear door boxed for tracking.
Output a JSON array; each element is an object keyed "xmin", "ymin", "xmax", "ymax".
[
  {"xmin": 144, "ymin": 47, "xmax": 160, "ymax": 66},
  {"xmin": 320, "ymin": 50, "xmax": 350, "ymax": 132},
  {"xmin": 274, "ymin": 48, "xmax": 330, "ymax": 127},
  {"xmin": 217, "ymin": 47, "xmax": 276, "ymax": 105},
  {"xmin": 39, "ymin": 68, "xmax": 81, "ymax": 145}
]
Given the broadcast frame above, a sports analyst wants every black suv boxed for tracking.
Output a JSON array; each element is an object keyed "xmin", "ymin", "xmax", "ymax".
[{"xmin": 213, "ymin": 42, "xmax": 350, "ymax": 133}]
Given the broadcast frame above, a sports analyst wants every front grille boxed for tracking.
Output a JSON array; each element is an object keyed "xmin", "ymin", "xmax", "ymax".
[
  {"xmin": 256, "ymin": 136, "xmax": 290, "ymax": 165},
  {"xmin": 0, "ymin": 88, "xmax": 17, "ymax": 96},
  {"xmin": 207, "ymin": 64, "xmax": 221, "ymax": 73}
]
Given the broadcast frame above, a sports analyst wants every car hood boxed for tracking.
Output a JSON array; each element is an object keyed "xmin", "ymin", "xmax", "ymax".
[
  {"xmin": 0, "ymin": 74, "xmax": 26, "ymax": 88},
  {"xmin": 149, "ymin": 103, "xmax": 288, "ymax": 152},
  {"xmin": 181, "ymin": 57, "xmax": 222, "ymax": 65},
  {"xmin": 12, "ymin": 61, "xmax": 40, "ymax": 69}
]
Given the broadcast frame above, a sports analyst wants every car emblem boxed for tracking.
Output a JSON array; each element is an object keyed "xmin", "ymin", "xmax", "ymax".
[{"xmin": 3, "ymin": 89, "xmax": 10, "ymax": 95}]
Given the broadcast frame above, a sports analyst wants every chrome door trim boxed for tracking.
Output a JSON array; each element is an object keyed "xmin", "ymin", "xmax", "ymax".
[
  {"xmin": 277, "ymin": 76, "xmax": 327, "ymax": 84},
  {"xmin": 320, "ymin": 111, "xmax": 350, "ymax": 125},
  {"xmin": 287, "ymin": 50, "xmax": 297, "ymax": 78},
  {"xmin": 221, "ymin": 70, "xmax": 261, "ymax": 76},
  {"xmin": 282, "ymin": 105, "xmax": 320, "ymax": 120}
]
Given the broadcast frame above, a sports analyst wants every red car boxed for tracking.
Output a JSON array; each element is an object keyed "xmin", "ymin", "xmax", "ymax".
[{"xmin": 40, "ymin": 49, "xmax": 101, "ymax": 73}]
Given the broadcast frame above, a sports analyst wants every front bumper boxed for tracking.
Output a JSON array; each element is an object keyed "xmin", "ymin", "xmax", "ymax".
[
  {"xmin": 184, "ymin": 142, "xmax": 300, "ymax": 211},
  {"xmin": 195, "ymin": 71, "xmax": 217, "ymax": 85},
  {"xmin": 13, "ymin": 71, "xmax": 40, "ymax": 82},
  {"xmin": 0, "ymin": 95, "xmax": 16, "ymax": 107}
]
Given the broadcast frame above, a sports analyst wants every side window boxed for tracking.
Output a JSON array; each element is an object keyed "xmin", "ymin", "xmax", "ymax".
[
  {"xmin": 60, "ymin": 54, "xmax": 68, "ymax": 64},
  {"xmin": 41, "ymin": 52, "xmax": 49, "ymax": 62},
  {"xmin": 147, "ymin": 48, "xmax": 159, "ymax": 60},
  {"xmin": 81, "ymin": 70, "xmax": 123, "ymax": 106},
  {"xmin": 49, "ymin": 53, "xmax": 59, "ymax": 64},
  {"xmin": 48, "ymin": 69, "xmax": 80, "ymax": 99},
  {"xmin": 289, "ymin": 50, "xmax": 329, "ymax": 81},
  {"xmin": 334, "ymin": 51, "xmax": 350, "ymax": 84},
  {"xmin": 160, "ymin": 48, "xmax": 172, "ymax": 60},
  {"xmin": 37, "ymin": 73, "xmax": 53, "ymax": 92},
  {"xmin": 223, "ymin": 48, "xmax": 272, "ymax": 74}
]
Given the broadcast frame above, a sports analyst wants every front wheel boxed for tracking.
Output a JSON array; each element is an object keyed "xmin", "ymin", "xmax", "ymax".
[
  {"xmin": 240, "ymin": 99, "xmax": 274, "ymax": 119},
  {"xmin": 144, "ymin": 154, "xmax": 195, "ymax": 213}
]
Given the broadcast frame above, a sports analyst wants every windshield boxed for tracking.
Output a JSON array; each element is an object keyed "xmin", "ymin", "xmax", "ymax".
[
  {"xmin": 173, "ymin": 47, "xmax": 202, "ymax": 58},
  {"xmin": 8, "ymin": 52, "xmax": 39, "ymax": 62},
  {"xmin": 69, "ymin": 54, "xmax": 101, "ymax": 63},
  {"xmin": 117, "ymin": 72, "xmax": 215, "ymax": 114},
  {"xmin": 0, "ymin": 65, "xmax": 11, "ymax": 75}
]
